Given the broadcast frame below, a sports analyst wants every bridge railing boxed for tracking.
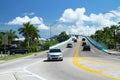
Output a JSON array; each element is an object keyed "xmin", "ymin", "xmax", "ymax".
[
  {"xmin": 49, "ymin": 37, "xmax": 72, "ymax": 49},
  {"xmin": 84, "ymin": 36, "xmax": 108, "ymax": 53}
]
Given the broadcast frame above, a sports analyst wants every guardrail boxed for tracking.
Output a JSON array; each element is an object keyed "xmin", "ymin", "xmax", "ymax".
[
  {"xmin": 49, "ymin": 37, "xmax": 72, "ymax": 49},
  {"xmin": 85, "ymin": 36, "xmax": 120, "ymax": 55},
  {"xmin": 84, "ymin": 36, "xmax": 108, "ymax": 52}
]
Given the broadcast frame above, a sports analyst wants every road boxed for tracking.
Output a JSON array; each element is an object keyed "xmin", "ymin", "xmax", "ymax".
[{"xmin": 0, "ymin": 37, "xmax": 120, "ymax": 80}]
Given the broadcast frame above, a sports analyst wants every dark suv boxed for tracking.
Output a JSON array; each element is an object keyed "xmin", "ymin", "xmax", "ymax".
[
  {"xmin": 0, "ymin": 46, "xmax": 28, "ymax": 55},
  {"xmin": 8, "ymin": 47, "xmax": 28, "ymax": 54},
  {"xmin": 66, "ymin": 43, "xmax": 73, "ymax": 48},
  {"xmin": 82, "ymin": 42, "xmax": 86, "ymax": 46},
  {"xmin": 83, "ymin": 45, "xmax": 91, "ymax": 51}
]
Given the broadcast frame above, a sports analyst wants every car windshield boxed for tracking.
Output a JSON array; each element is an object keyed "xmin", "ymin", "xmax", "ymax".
[
  {"xmin": 68, "ymin": 43, "xmax": 72, "ymax": 45},
  {"xmin": 49, "ymin": 49, "xmax": 61, "ymax": 53}
]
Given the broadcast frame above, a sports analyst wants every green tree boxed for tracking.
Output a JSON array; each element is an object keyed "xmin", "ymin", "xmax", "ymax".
[
  {"xmin": 0, "ymin": 32, "xmax": 2, "ymax": 45},
  {"xmin": 18, "ymin": 22, "xmax": 40, "ymax": 47},
  {"xmin": 91, "ymin": 24, "xmax": 120, "ymax": 49},
  {"xmin": 6, "ymin": 29, "xmax": 18, "ymax": 44},
  {"xmin": 57, "ymin": 31, "xmax": 69, "ymax": 42}
]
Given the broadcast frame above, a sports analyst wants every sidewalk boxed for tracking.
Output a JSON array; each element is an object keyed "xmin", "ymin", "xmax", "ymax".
[
  {"xmin": 0, "ymin": 73, "xmax": 16, "ymax": 80},
  {"xmin": 105, "ymin": 49, "xmax": 120, "ymax": 55}
]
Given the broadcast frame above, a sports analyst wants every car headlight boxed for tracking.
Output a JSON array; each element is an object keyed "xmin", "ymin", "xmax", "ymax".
[{"xmin": 59, "ymin": 54, "xmax": 62, "ymax": 57}]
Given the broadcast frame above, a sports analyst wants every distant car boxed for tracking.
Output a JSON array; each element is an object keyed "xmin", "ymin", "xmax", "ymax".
[
  {"xmin": 74, "ymin": 39, "xmax": 77, "ymax": 43},
  {"xmin": 82, "ymin": 38, "xmax": 85, "ymax": 41},
  {"xmin": 66, "ymin": 43, "xmax": 73, "ymax": 48},
  {"xmin": 8, "ymin": 47, "xmax": 28, "ymax": 54},
  {"xmin": 83, "ymin": 45, "xmax": 91, "ymax": 51},
  {"xmin": 47, "ymin": 48, "xmax": 63, "ymax": 61},
  {"xmin": 82, "ymin": 42, "xmax": 87, "ymax": 46}
]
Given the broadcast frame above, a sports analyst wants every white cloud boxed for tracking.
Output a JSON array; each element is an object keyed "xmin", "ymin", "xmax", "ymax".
[
  {"xmin": 37, "ymin": 24, "xmax": 49, "ymax": 30},
  {"xmin": 59, "ymin": 8, "xmax": 77, "ymax": 22},
  {"xmin": 30, "ymin": 16, "xmax": 43, "ymax": 24},
  {"xmin": 7, "ymin": 16, "xmax": 49, "ymax": 30},
  {"xmin": 24, "ymin": 12, "xmax": 35, "ymax": 16},
  {"xmin": 89, "ymin": 13, "xmax": 116, "ymax": 27},
  {"xmin": 58, "ymin": 8, "xmax": 120, "ymax": 36},
  {"xmin": 7, "ymin": 16, "xmax": 43, "ymax": 25},
  {"xmin": 6, "ymin": 7, "xmax": 120, "ymax": 38},
  {"xmin": 8, "ymin": 16, "xmax": 30, "ymax": 25},
  {"xmin": 59, "ymin": 8, "xmax": 88, "ymax": 23}
]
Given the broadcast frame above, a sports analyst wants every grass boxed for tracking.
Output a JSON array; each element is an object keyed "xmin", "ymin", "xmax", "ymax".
[{"xmin": 0, "ymin": 52, "xmax": 39, "ymax": 61}]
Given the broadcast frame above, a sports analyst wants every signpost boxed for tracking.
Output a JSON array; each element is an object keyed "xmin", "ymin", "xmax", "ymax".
[
  {"xmin": 2, "ymin": 34, "xmax": 8, "ymax": 45},
  {"xmin": 1, "ymin": 33, "xmax": 8, "ymax": 56}
]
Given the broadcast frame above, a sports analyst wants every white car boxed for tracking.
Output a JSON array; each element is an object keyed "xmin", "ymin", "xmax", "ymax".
[{"xmin": 47, "ymin": 48, "xmax": 63, "ymax": 61}]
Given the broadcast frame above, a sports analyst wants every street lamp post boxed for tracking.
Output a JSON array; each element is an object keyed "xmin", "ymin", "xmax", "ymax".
[
  {"xmin": 49, "ymin": 20, "xmax": 59, "ymax": 41},
  {"xmin": 50, "ymin": 24, "xmax": 51, "ymax": 41},
  {"xmin": 114, "ymin": 30, "xmax": 117, "ymax": 49},
  {"xmin": 1, "ymin": 32, "xmax": 8, "ymax": 55},
  {"xmin": 113, "ymin": 28, "xmax": 120, "ymax": 49}
]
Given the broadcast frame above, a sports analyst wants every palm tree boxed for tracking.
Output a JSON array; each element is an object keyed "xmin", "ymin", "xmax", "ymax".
[
  {"xmin": 57, "ymin": 31, "xmax": 69, "ymax": 42},
  {"xmin": 18, "ymin": 22, "xmax": 40, "ymax": 47},
  {"xmin": 6, "ymin": 29, "xmax": 18, "ymax": 44},
  {"xmin": 0, "ymin": 32, "xmax": 3, "ymax": 45},
  {"xmin": 95, "ymin": 30, "xmax": 103, "ymax": 42},
  {"xmin": 110, "ymin": 25, "xmax": 119, "ymax": 48}
]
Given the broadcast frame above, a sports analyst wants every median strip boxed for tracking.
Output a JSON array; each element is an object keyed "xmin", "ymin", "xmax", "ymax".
[{"xmin": 72, "ymin": 41, "xmax": 120, "ymax": 80}]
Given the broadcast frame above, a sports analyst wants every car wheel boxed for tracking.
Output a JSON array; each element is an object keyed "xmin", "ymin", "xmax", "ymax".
[
  {"xmin": 60, "ymin": 59, "xmax": 63, "ymax": 61},
  {"xmin": 47, "ymin": 58, "xmax": 50, "ymax": 61}
]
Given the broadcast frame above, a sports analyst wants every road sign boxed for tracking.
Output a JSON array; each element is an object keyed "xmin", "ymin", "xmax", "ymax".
[{"xmin": 2, "ymin": 34, "xmax": 8, "ymax": 45}]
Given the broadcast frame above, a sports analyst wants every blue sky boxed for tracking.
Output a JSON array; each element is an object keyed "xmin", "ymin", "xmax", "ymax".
[{"xmin": 0, "ymin": 0, "xmax": 120, "ymax": 39}]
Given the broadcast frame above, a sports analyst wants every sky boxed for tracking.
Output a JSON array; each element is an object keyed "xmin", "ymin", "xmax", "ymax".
[{"xmin": 0, "ymin": 0, "xmax": 120, "ymax": 39}]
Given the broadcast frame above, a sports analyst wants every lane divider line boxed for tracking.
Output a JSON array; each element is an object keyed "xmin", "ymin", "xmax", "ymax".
[
  {"xmin": 72, "ymin": 41, "xmax": 120, "ymax": 80},
  {"xmin": 98, "ymin": 66, "xmax": 120, "ymax": 72},
  {"xmin": 79, "ymin": 57, "xmax": 120, "ymax": 65}
]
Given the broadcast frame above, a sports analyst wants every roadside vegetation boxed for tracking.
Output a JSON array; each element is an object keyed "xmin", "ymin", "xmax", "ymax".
[
  {"xmin": 0, "ymin": 22, "xmax": 69, "ymax": 60},
  {"xmin": 0, "ymin": 53, "xmax": 33, "ymax": 61},
  {"xmin": 91, "ymin": 22, "xmax": 120, "ymax": 50}
]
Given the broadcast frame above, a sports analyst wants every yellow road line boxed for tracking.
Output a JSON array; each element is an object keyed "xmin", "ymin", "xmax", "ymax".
[
  {"xmin": 99, "ymin": 66, "xmax": 120, "ymax": 72},
  {"xmin": 79, "ymin": 57, "xmax": 120, "ymax": 65},
  {"xmin": 72, "ymin": 41, "xmax": 120, "ymax": 80}
]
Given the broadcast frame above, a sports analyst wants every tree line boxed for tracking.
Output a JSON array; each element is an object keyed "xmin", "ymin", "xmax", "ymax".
[
  {"xmin": 91, "ymin": 22, "xmax": 120, "ymax": 49},
  {"xmin": 0, "ymin": 22, "xmax": 69, "ymax": 52}
]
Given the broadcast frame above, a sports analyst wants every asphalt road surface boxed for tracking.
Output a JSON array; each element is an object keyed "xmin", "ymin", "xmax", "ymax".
[{"xmin": 0, "ymin": 38, "xmax": 120, "ymax": 80}]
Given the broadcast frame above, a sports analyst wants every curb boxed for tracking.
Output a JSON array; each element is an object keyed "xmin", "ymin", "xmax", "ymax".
[{"xmin": 104, "ymin": 49, "xmax": 120, "ymax": 55}]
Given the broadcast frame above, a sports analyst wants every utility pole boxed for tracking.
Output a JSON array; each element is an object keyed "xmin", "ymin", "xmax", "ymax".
[
  {"xmin": 1, "ymin": 32, "xmax": 8, "ymax": 56},
  {"xmin": 49, "ymin": 20, "xmax": 59, "ymax": 41}
]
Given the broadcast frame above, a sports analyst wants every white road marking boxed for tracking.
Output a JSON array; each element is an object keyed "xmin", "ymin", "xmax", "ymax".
[
  {"xmin": 23, "ymin": 59, "xmax": 47, "ymax": 80},
  {"xmin": 91, "ymin": 49, "xmax": 95, "ymax": 53},
  {"xmin": 0, "ymin": 59, "xmax": 47, "ymax": 80}
]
